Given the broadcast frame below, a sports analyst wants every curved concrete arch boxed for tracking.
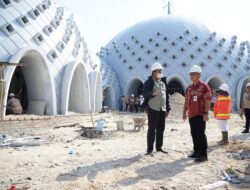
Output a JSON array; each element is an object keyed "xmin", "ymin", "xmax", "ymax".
[
  {"xmin": 61, "ymin": 62, "xmax": 90, "ymax": 115},
  {"xmin": 167, "ymin": 74, "xmax": 188, "ymax": 94},
  {"xmin": 89, "ymin": 71, "xmax": 103, "ymax": 113},
  {"xmin": 103, "ymin": 85, "xmax": 116, "ymax": 109},
  {"xmin": 124, "ymin": 77, "xmax": 144, "ymax": 96},
  {"xmin": 4, "ymin": 46, "xmax": 57, "ymax": 116},
  {"xmin": 205, "ymin": 75, "xmax": 225, "ymax": 90},
  {"xmin": 236, "ymin": 76, "xmax": 250, "ymax": 110}
]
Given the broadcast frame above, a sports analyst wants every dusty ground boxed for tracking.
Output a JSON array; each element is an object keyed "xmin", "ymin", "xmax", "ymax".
[{"xmin": 0, "ymin": 95, "xmax": 249, "ymax": 190}]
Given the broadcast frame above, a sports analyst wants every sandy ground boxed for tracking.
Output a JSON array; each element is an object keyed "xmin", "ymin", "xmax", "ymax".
[{"xmin": 0, "ymin": 95, "xmax": 250, "ymax": 190}]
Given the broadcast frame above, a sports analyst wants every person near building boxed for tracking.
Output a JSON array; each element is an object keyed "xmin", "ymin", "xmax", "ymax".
[
  {"xmin": 135, "ymin": 96, "xmax": 140, "ymax": 113},
  {"xmin": 211, "ymin": 89, "xmax": 217, "ymax": 111},
  {"xmin": 123, "ymin": 96, "xmax": 129, "ymax": 112},
  {"xmin": 6, "ymin": 93, "xmax": 23, "ymax": 115},
  {"xmin": 139, "ymin": 95, "xmax": 145, "ymax": 112},
  {"xmin": 143, "ymin": 62, "xmax": 171, "ymax": 156},
  {"xmin": 213, "ymin": 84, "xmax": 231, "ymax": 145},
  {"xmin": 183, "ymin": 65, "xmax": 211, "ymax": 162},
  {"xmin": 240, "ymin": 83, "xmax": 250, "ymax": 133},
  {"xmin": 129, "ymin": 94, "xmax": 135, "ymax": 112}
]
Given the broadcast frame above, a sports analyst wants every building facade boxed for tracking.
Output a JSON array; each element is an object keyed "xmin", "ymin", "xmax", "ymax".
[
  {"xmin": 100, "ymin": 16, "xmax": 250, "ymax": 110},
  {"xmin": 0, "ymin": 0, "xmax": 102, "ymax": 117}
]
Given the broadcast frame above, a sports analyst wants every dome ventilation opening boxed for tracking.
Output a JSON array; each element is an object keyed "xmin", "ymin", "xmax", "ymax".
[
  {"xmin": 163, "ymin": 63, "xmax": 167, "ymax": 67},
  {"xmin": 33, "ymin": 33, "xmax": 44, "ymax": 45},
  {"xmin": 2, "ymin": 23, "xmax": 15, "ymax": 35},
  {"xmin": 200, "ymin": 62, "xmax": 205, "ymax": 67},
  {"xmin": 56, "ymin": 42, "xmax": 65, "ymax": 52},
  {"xmin": 217, "ymin": 63, "xmax": 222, "ymax": 68},
  {"xmin": 29, "ymin": 9, "xmax": 40, "ymax": 19},
  {"xmin": 0, "ymin": 0, "xmax": 11, "ymax": 8},
  {"xmin": 17, "ymin": 15, "xmax": 29, "ymax": 26},
  {"xmin": 47, "ymin": 50, "xmax": 58, "ymax": 62},
  {"xmin": 43, "ymin": 25, "xmax": 53, "ymax": 35}
]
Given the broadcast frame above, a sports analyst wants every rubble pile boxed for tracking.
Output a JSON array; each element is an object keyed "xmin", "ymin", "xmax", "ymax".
[
  {"xmin": 169, "ymin": 93, "xmax": 185, "ymax": 118},
  {"xmin": 79, "ymin": 126, "xmax": 103, "ymax": 139}
]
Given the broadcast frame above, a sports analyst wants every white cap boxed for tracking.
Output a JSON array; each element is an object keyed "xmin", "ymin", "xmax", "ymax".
[
  {"xmin": 189, "ymin": 65, "xmax": 202, "ymax": 73},
  {"xmin": 151, "ymin": 62, "xmax": 164, "ymax": 71},
  {"xmin": 219, "ymin": 83, "xmax": 229, "ymax": 93},
  {"xmin": 246, "ymin": 83, "xmax": 250, "ymax": 87},
  {"xmin": 9, "ymin": 93, "xmax": 15, "ymax": 98},
  {"xmin": 131, "ymin": 94, "xmax": 134, "ymax": 97}
]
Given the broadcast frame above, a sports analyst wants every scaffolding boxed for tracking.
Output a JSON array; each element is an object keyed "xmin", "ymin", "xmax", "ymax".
[{"xmin": 0, "ymin": 62, "xmax": 24, "ymax": 120}]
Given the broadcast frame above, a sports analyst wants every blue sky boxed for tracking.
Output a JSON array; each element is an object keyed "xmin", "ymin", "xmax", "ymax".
[{"xmin": 58, "ymin": 0, "xmax": 250, "ymax": 52}]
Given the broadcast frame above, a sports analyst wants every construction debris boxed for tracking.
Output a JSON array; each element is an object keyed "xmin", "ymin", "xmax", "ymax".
[
  {"xmin": 115, "ymin": 120, "xmax": 124, "ymax": 131},
  {"xmin": 199, "ymin": 181, "xmax": 229, "ymax": 190},
  {"xmin": 79, "ymin": 126, "xmax": 103, "ymax": 138},
  {"xmin": 0, "ymin": 134, "xmax": 45, "ymax": 148}
]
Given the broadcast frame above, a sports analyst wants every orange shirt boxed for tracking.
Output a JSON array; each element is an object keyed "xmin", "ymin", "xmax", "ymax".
[{"xmin": 213, "ymin": 95, "xmax": 231, "ymax": 120}]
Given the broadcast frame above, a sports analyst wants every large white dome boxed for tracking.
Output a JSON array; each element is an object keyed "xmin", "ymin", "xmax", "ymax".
[{"xmin": 100, "ymin": 16, "xmax": 250, "ymax": 110}]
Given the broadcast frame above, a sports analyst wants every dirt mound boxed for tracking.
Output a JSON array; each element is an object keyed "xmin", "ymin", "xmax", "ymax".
[{"xmin": 169, "ymin": 93, "xmax": 185, "ymax": 118}]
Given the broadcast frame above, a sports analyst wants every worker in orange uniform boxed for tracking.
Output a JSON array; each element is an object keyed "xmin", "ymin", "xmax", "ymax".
[{"xmin": 213, "ymin": 84, "xmax": 231, "ymax": 145}]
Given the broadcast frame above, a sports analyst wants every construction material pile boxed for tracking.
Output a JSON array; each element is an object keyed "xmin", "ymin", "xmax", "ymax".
[
  {"xmin": 169, "ymin": 92, "xmax": 185, "ymax": 118},
  {"xmin": 79, "ymin": 126, "xmax": 103, "ymax": 139}
]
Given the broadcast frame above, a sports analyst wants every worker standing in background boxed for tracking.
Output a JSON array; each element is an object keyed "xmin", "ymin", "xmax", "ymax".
[
  {"xmin": 129, "ymin": 94, "xmax": 135, "ymax": 112},
  {"xmin": 183, "ymin": 65, "xmax": 211, "ymax": 162},
  {"xmin": 143, "ymin": 62, "xmax": 171, "ymax": 156},
  {"xmin": 213, "ymin": 84, "xmax": 231, "ymax": 145},
  {"xmin": 139, "ymin": 95, "xmax": 145, "ymax": 112},
  {"xmin": 135, "ymin": 96, "xmax": 140, "ymax": 113},
  {"xmin": 240, "ymin": 83, "xmax": 250, "ymax": 133},
  {"xmin": 124, "ymin": 96, "xmax": 129, "ymax": 112}
]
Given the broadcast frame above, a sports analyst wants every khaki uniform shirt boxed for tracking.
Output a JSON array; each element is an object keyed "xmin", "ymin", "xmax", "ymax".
[{"xmin": 148, "ymin": 80, "xmax": 166, "ymax": 111}]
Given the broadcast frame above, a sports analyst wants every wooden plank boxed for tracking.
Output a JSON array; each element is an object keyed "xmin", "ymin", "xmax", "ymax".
[{"xmin": 0, "ymin": 62, "xmax": 25, "ymax": 66}]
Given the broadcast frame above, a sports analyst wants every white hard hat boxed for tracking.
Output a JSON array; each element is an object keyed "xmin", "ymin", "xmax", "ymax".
[
  {"xmin": 219, "ymin": 83, "xmax": 229, "ymax": 93},
  {"xmin": 9, "ymin": 93, "xmax": 15, "ymax": 98},
  {"xmin": 246, "ymin": 83, "xmax": 250, "ymax": 87},
  {"xmin": 131, "ymin": 94, "xmax": 134, "ymax": 97},
  {"xmin": 189, "ymin": 65, "xmax": 202, "ymax": 73},
  {"xmin": 151, "ymin": 62, "xmax": 164, "ymax": 71}
]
